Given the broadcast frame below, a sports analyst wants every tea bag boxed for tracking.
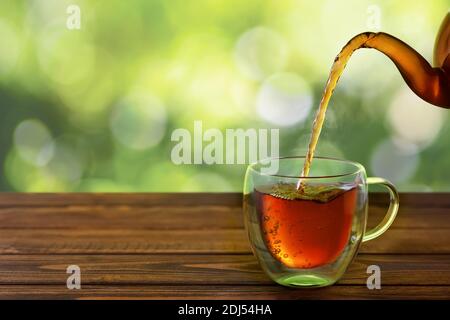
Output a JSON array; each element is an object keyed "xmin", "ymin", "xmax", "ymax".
[{"xmin": 269, "ymin": 183, "xmax": 349, "ymax": 203}]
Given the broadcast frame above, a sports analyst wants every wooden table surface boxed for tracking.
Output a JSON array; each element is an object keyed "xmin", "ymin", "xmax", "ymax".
[{"xmin": 0, "ymin": 193, "xmax": 448, "ymax": 300}]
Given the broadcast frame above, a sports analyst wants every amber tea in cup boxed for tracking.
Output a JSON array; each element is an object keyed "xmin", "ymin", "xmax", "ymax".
[{"xmin": 243, "ymin": 157, "xmax": 399, "ymax": 287}]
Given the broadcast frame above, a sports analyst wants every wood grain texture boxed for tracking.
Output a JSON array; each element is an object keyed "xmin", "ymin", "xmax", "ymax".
[
  {"xmin": 0, "ymin": 193, "xmax": 448, "ymax": 299},
  {"xmin": 0, "ymin": 193, "xmax": 448, "ymax": 231},
  {"xmin": 0, "ymin": 205, "xmax": 449, "ymax": 230},
  {"xmin": 0, "ymin": 193, "xmax": 243, "ymax": 207},
  {"xmin": 0, "ymin": 285, "xmax": 448, "ymax": 300},
  {"xmin": 0, "ymin": 254, "xmax": 448, "ymax": 286},
  {"xmin": 0, "ymin": 229, "xmax": 448, "ymax": 254}
]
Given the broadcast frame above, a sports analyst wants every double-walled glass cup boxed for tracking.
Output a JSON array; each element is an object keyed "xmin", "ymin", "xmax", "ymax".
[{"xmin": 243, "ymin": 157, "xmax": 399, "ymax": 287}]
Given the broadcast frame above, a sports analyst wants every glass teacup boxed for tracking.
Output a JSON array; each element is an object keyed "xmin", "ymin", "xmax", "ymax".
[{"xmin": 243, "ymin": 157, "xmax": 399, "ymax": 287}]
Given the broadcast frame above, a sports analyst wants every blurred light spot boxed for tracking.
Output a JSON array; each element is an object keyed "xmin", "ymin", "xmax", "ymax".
[
  {"xmin": 8, "ymin": 136, "xmax": 85, "ymax": 191},
  {"xmin": 4, "ymin": 148, "xmax": 37, "ymax": 191},
  {"xmin": 234, "ymin": 27, "xmax": 288, "ymax": 81},
  {"xmin": 181, "ymin": 173, "xmax": 232, "ymax": 192},
  {"xmin": 46, "ymin": 141, "xmax": 84, "ymax": 183},
  {"xmin": 37, "ymin": 28, "xmax": 95, "ymax": 87},
  {"xmin": 229, "ymin": 80, "xmax": 257, "ymax": 118},
  {"xmin": 26, "ymin": 0, "xmax": 70, "ymax": 26},
  {"xmin": 322, "ymin": 108, "xmax": 338, "ymax": 129},
  {"xmin": 110, "ymin": 92, "xmax": 167, "ymax": 150},
  {"xmin": 371, "ymin": 138, "xmax": 419, "ymax": 184},
  {"xmin": 0, "ymin": 20, "xmax": 20, "ymax": 76},
  {"xmin": 388, "ymin": 87, "xmax": 445, "ymax": 148},
  {"xmin": 320, "ymin": 0, "xmax": 367, "ymax": 45},
  {"xmin": 13, "ymin": 119, "xmax": 54, "ymax": 166},
  {"xmin": 256, "ymin": 72, "xmax": 313, "ymax": 126},
  {"xmin": 4, "ymin": 148, "xmax": 66, "ymax": 192},
  {"xmin": 49, "ymin": 48, "xmax": 116, "ymax": 129},
  {"xmin": 186, "ymin": 62, "xmax": 243, "ymax": 118}
]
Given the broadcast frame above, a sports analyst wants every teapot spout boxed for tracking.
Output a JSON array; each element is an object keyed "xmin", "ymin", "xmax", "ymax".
[
  {"xmin": 434, "ymin": 13, "xmax": 450, "ymax": 69},
  {"xmin": 364, "ymin": 32, "xmax": 450, "ymax": 108}
]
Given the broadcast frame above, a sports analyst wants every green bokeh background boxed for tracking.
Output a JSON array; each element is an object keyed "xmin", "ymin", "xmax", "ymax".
[{"xmin": 0, "ymin": 0, "xmax": 449, "ymax": 192}]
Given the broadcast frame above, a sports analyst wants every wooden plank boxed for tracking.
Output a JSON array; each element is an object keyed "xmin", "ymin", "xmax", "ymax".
[
  {"xmin": 0, "ymin": 254, "xmax": 447, "ymax": 286},
  {"xmin": 0, "ymin": 201, "xmax": 448, "ymax": 230},
  {"xmin": 0, "ymin": 285, "xmax": 448, "ymax": 300},
  {"xmin": 0, "ymin": 193, "xmax": 243, "ymax": 207},
  {"xmin": 0, "ymin": 206, "xmax": 244, "ymax": 230},
  {"xmin": 0, "ymin": 193, "xmax": 449, "ymax": 208},
  {"xmin": 367, "ymin": 206, "xmax": 450, "ymax": 229},
  {"xmin": 0, "ymin": 193, "xmax": 446, "ymax": 300},
  {"xmin": 0, "ymin": 229, "xmax": 448, "ymax": 254},
  {"xmin": 0, "ymin": 229, "xmax": 248, "ymax": 254},
  {"xmin": 360, "ymin": 229, "xmax": 450, "ymax": 254},
  {"xmin": 343, "ymin": 254, "xmax": 450, "ymax": 285},
  {"xmin": 369, "ymin": 193, "xmax": 450, "ymax": 208}
]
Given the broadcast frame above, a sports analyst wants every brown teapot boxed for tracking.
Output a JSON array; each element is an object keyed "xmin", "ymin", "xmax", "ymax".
[{"xmin": 361, "ymin": 13, "xmax": 449, "ymax": 107}]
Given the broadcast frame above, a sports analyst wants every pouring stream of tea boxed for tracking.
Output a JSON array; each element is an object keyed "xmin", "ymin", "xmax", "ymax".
[
  {"xmin": 297, "ymin": 33, "xmax": 380, "ymax": 190},
  {"xmin": 298, "ymin": 18, "xmax": 450, "ymax": 190}
]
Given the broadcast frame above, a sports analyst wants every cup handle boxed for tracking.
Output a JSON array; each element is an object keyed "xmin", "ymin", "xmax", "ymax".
[{"xmin": 362, "ymin": 177, "xmax": 400, "ymax": 242}]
